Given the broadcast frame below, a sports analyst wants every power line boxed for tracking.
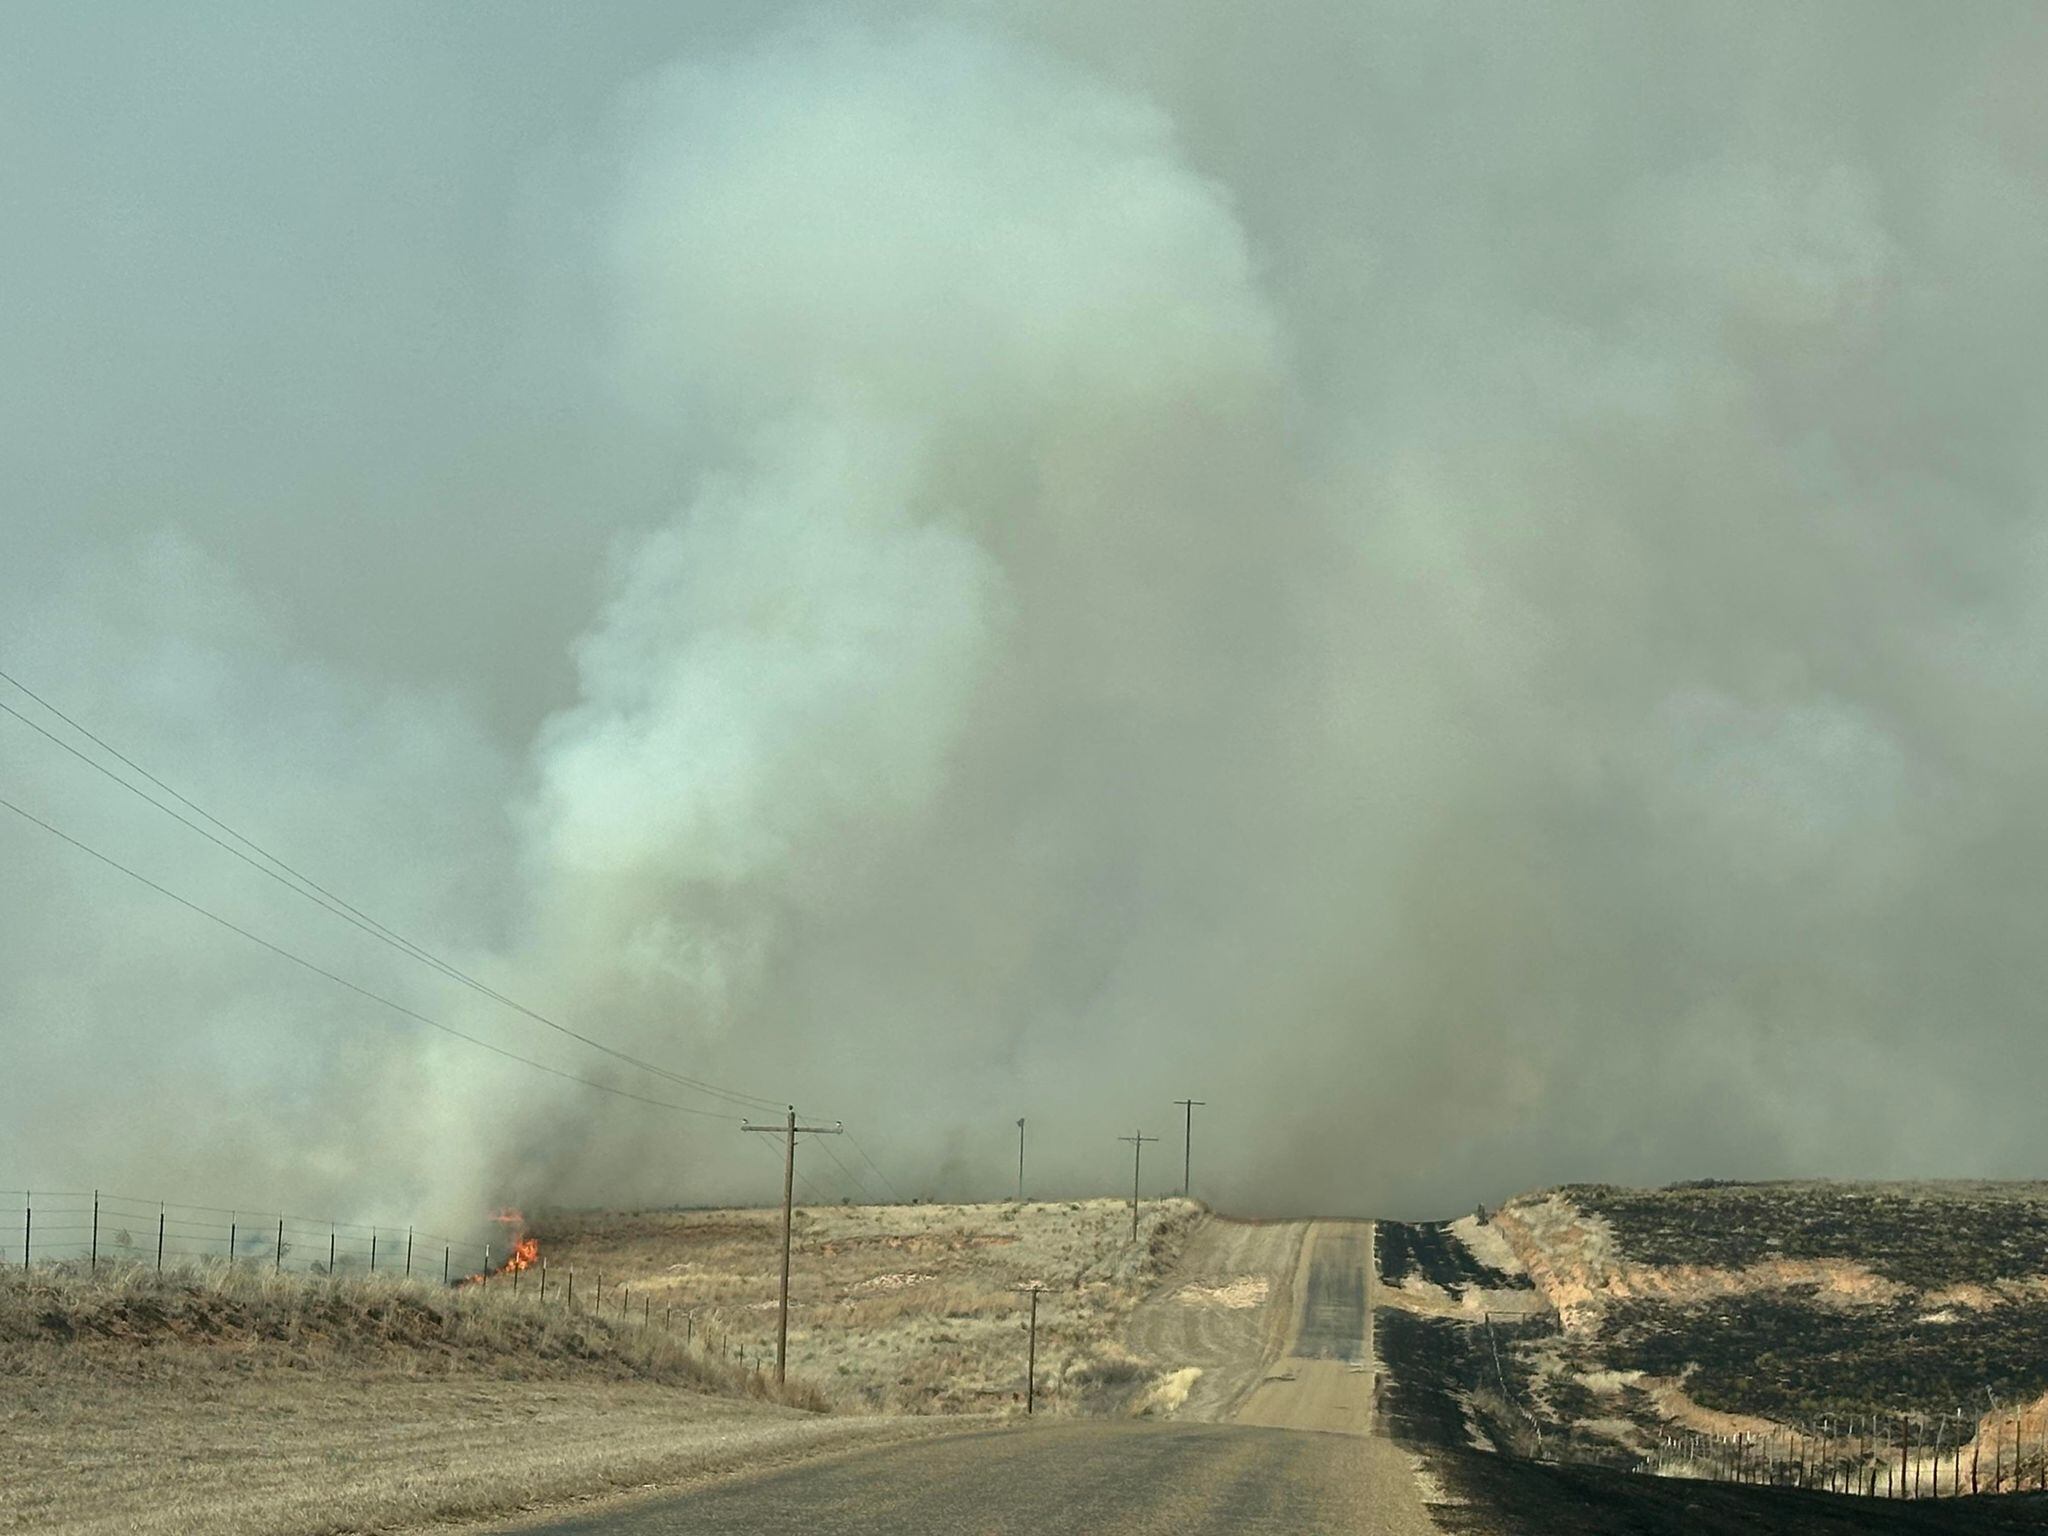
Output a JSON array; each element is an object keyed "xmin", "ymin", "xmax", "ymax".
[
  {"xmin": 810, "ymin": 1136, "xmax": 876, "ymax": 1203},
  {"xmin": 742, "ymin": 1108, "xmax": 843, "ymax": 1382},
  {"xmin": 842, "ymin": 1128, "xmax": 906, "ymax": 1203},
  {"xmin": 742, "ymin": 1118, "xmax": 827, "ymax": 1202},
  {"xmin": 0, "ymin": 787, "xmax": 741, "ymax": 1119},
  {"xmin": 0, "ymin": 668, "xmax": 780, "ymax": 1113}
]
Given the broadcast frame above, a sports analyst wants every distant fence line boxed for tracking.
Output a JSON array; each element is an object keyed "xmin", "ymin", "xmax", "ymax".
[
  {"xmin": 0, "ymin": 1187, "xmax": 492, "ymax": 1285},
  {"xmin": 0, "ymin": 1185, "xmax": 793, "ymax": 1374},
  {"xmin": 1636, "ymin": 1412, "xmax": 2048, "ymax": 1500}
]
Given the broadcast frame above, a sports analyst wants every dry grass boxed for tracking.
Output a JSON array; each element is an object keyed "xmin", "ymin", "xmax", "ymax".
[
  {"xmin": 1, "ymin": 1259, "xmax": 920, "ymax": 1536},
  {"xmin": 2, "ymin": 1258, "xmax": 826, "ymax": 1408},
  {"xmin": 531, "ymin": 1197, "xmax": 1202, "ymax": 1414},
  {"xmin": 2, "ymin": 1198, "xmax": 1199, "ymax": 1533}
]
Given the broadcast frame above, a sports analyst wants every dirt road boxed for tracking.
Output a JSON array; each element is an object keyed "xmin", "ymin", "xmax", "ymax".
[
  {"xmin": 494, "ymin": 1218, "xmax": 1441, "ymax": 1534},
  {"xmin": 1122, "ymin": 1215, "xmax": 1310, "ymax": 1420}
]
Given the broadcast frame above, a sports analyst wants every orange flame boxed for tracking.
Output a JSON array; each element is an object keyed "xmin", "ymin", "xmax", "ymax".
[
  {"xmin": 503, "ymin": 1234, "xmax": 539, "ymax": 1272},
  {"xmin": 462, "ymin": 1208, "xmax": 540, "ymax": 1283}
]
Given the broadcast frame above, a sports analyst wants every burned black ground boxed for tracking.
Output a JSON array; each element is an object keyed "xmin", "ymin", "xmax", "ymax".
[
  {"xmin": 1598, "ymin": 1294, "xmax": 2048, "ymax": 1423},
  {"xmin": 1377, "ymin": 1221, "xmax": 1531, "ymax": 1296},
  {"xmin": 1428, "ymin": 1453, "xmax": 2048, "ymax": 1535},
  {"xmin": 1565, "ymin": 1184, "xmax": 2048, "ymax": 1288}
]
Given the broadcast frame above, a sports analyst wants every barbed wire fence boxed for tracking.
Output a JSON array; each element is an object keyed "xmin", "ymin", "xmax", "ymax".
[
  {"xmin": 0, "ymin": 1185, "xmax": 801, "ymax": 1380},
  {"xmin": 1, "ymin": 1187, "xmax": 491, "ymax": 1284}
]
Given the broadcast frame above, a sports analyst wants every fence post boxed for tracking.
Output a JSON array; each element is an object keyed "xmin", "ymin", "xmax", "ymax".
[
  {"xmin": 229, "ymin": 1216, "xmax": 237, "ymax": 1268},
  {"xmin": 329, "ymin": 1228, "xmax": 336, "ymax": 1275},
  {"xmin": 405, "ymin": 1227, "xmax": 413, "ymax": 1279},
  {"xmin": 91, "ymin": 1191, "xmax": 99, "ymax": 1273},
  {"xmin": 568, "ymin": 1268, "xmax": 574, "ymax": 1308},
  {"xmin": 156, "ymin": 1205, "xmax": 164, "ymax": 1271},
  {"xmin": 22, "ymin": 1192, "xmax": 29, "ymax": 1270},
  {"xmin": 443, "ymin": 1246, "xmax": 450, "ymax": 1285},
  {"xmin": 370, "ymin": 1231, "xmax": 377, "ymax": 1273},
  {"xmin": 276, "ymin": 1218, "xmax": 285, "ymax": 1276}
]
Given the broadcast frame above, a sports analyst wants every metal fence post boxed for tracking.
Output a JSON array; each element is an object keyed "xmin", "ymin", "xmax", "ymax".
[
  {"xmin": 443, "ymin": 1246, "xmax": 450, "ymax": 1285},
  {"xmin": 370, "ymin": 1231, "xmax": 377, "ymax": 1273},
  {"xmin": 329, "ymin": 1227, "xmax": 336, "ymax": 1275},
  {"xmin": 229, "ymin": 1216, "xmax": 237, "ymax": 1268},
  {"xmin": 91, "ymin": 1191, "xmax": 99, "ymax": 1273},
  {"xmin": 22, "ymin": 1192, "xmax": 29, "ymax": 1270},
  {"xmin": 405, "ymin": 1227, "xmax": 413, "ymax": 1279},
  {"xmin": 276, "ymin": 1218, "xmax": 285, "ymax": 1275},
  {"xmin": 156, "ymin": 1204, "xmax": 164, "ymax": 1271}
]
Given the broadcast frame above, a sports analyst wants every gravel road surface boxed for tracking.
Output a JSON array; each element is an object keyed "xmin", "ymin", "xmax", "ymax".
[
  {"xmin": 499, "ymin": 1218, "xmax": 1442, "ymax": 1535},
  {"xmin": 1123, "ymin": 1215, "xmax": 1308, "ymax": 1420},
  {"xmin": 505, "ymin": 1421, "xmax": 1432, "ymax": 1536}
]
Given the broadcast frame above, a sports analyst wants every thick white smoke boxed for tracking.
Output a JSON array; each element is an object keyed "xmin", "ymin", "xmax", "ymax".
[{"xmin": 4, "ymin": 5, "xmax": 2048, "ymax": 1226}]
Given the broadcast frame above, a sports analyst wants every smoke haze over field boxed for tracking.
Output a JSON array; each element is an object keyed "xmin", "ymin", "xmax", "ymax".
[{"xmin": 4, "ymin": 4, "xmax": 2048, "ymax": 1229}]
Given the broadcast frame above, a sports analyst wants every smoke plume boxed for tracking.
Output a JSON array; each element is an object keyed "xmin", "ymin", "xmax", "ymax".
[{"xmin": 4, "ymin": 5, "xmax": 2047, "ymax": 1227}]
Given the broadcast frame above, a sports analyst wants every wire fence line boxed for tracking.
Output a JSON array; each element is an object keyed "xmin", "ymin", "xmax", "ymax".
[
  {"xmin": 0, "ymin": 1187, "xmax": 494, "ymax": 1284},
  {"xmin": 0, "ymin": 1184, "xmax": 798, "ymax": 1377},
  {"xmin": 1630, "ymin": 1412, "xmax": 2048, "ymax": 1500}
]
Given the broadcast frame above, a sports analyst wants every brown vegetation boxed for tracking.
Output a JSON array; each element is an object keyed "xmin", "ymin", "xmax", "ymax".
[
  {"xmin": 1, "ymin": 1256, "xmax": 914, "ymax": 1535},
  {"xmin": 530, "ymin": 1196, "xmax": 1201, "ymax": 1414}
]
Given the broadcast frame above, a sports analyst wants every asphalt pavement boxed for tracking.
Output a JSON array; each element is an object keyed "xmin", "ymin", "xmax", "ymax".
[{"xmin": 512, "ymin": 1420, "xmax": 1425, "ymax": 1535}]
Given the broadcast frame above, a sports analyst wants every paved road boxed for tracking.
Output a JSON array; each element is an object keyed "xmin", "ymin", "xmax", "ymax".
[
  {"xmin": 1236, "ymin": 1221, "xmax": 1381, "ymax": 1437},
  {"xmin": 516, "ymin": 1422, "xmax": 1417, "ymax": 1535},
  {"xmin": 505, "ymin": 1219, "xmax": 1437, "ymax": 1535}
]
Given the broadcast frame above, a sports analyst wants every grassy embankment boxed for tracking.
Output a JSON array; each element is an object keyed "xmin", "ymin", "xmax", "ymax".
[
  {"xmin": 4, "ymin": 1195, "xmax": 1199, "ymax": 1534},
  {"xmin": 6, "ymin": 1257, "xmax": 882, "ymax": 1536}
]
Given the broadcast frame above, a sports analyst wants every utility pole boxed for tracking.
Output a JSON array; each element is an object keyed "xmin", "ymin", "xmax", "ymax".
[
  {"xmin": 1016, "ymin": 1118, "xmax": 1026, "ymax": 1203},
  {"xmin": 1016, "ymin": 1284, "xmax": 1043, "ymax": 1414},
  {"xmin": 743, "ymin": 1106, "xmax": 842, "ymax": 1384},
  {"xmin": 1173, "ymin": 1099, "xmax": 1205, "ymax": 1197},
  {"xmin": 1117, "ymin": 1129, "xmax": 1158, "ymax": 1243}
]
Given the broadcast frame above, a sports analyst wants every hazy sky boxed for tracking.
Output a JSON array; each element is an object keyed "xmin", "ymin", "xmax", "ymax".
[{"xmin": 4, "ymin": 3, "xmax": 2046, "ymax": 1231}]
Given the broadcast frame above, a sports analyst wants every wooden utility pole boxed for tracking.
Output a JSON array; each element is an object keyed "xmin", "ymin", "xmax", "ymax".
[
  {"xmin": 1017, "ymin": 1284, "xmax": 1043, "ymax": 1414},
  {"xmin": 1118, "ymin": 1130, "xmax": 1158, "ymax": 1242},
  {"xmin": 1173, "ymin": 1099, "xmax": 1205, "ymax": 1197},
  {"xmin": 1016, "ymin": 1118, "xmax": 1026, "ymax": 1203},
  {"xmin": 743, "ymin": 1106, "xmax": 842, "ymax": 1383}
]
